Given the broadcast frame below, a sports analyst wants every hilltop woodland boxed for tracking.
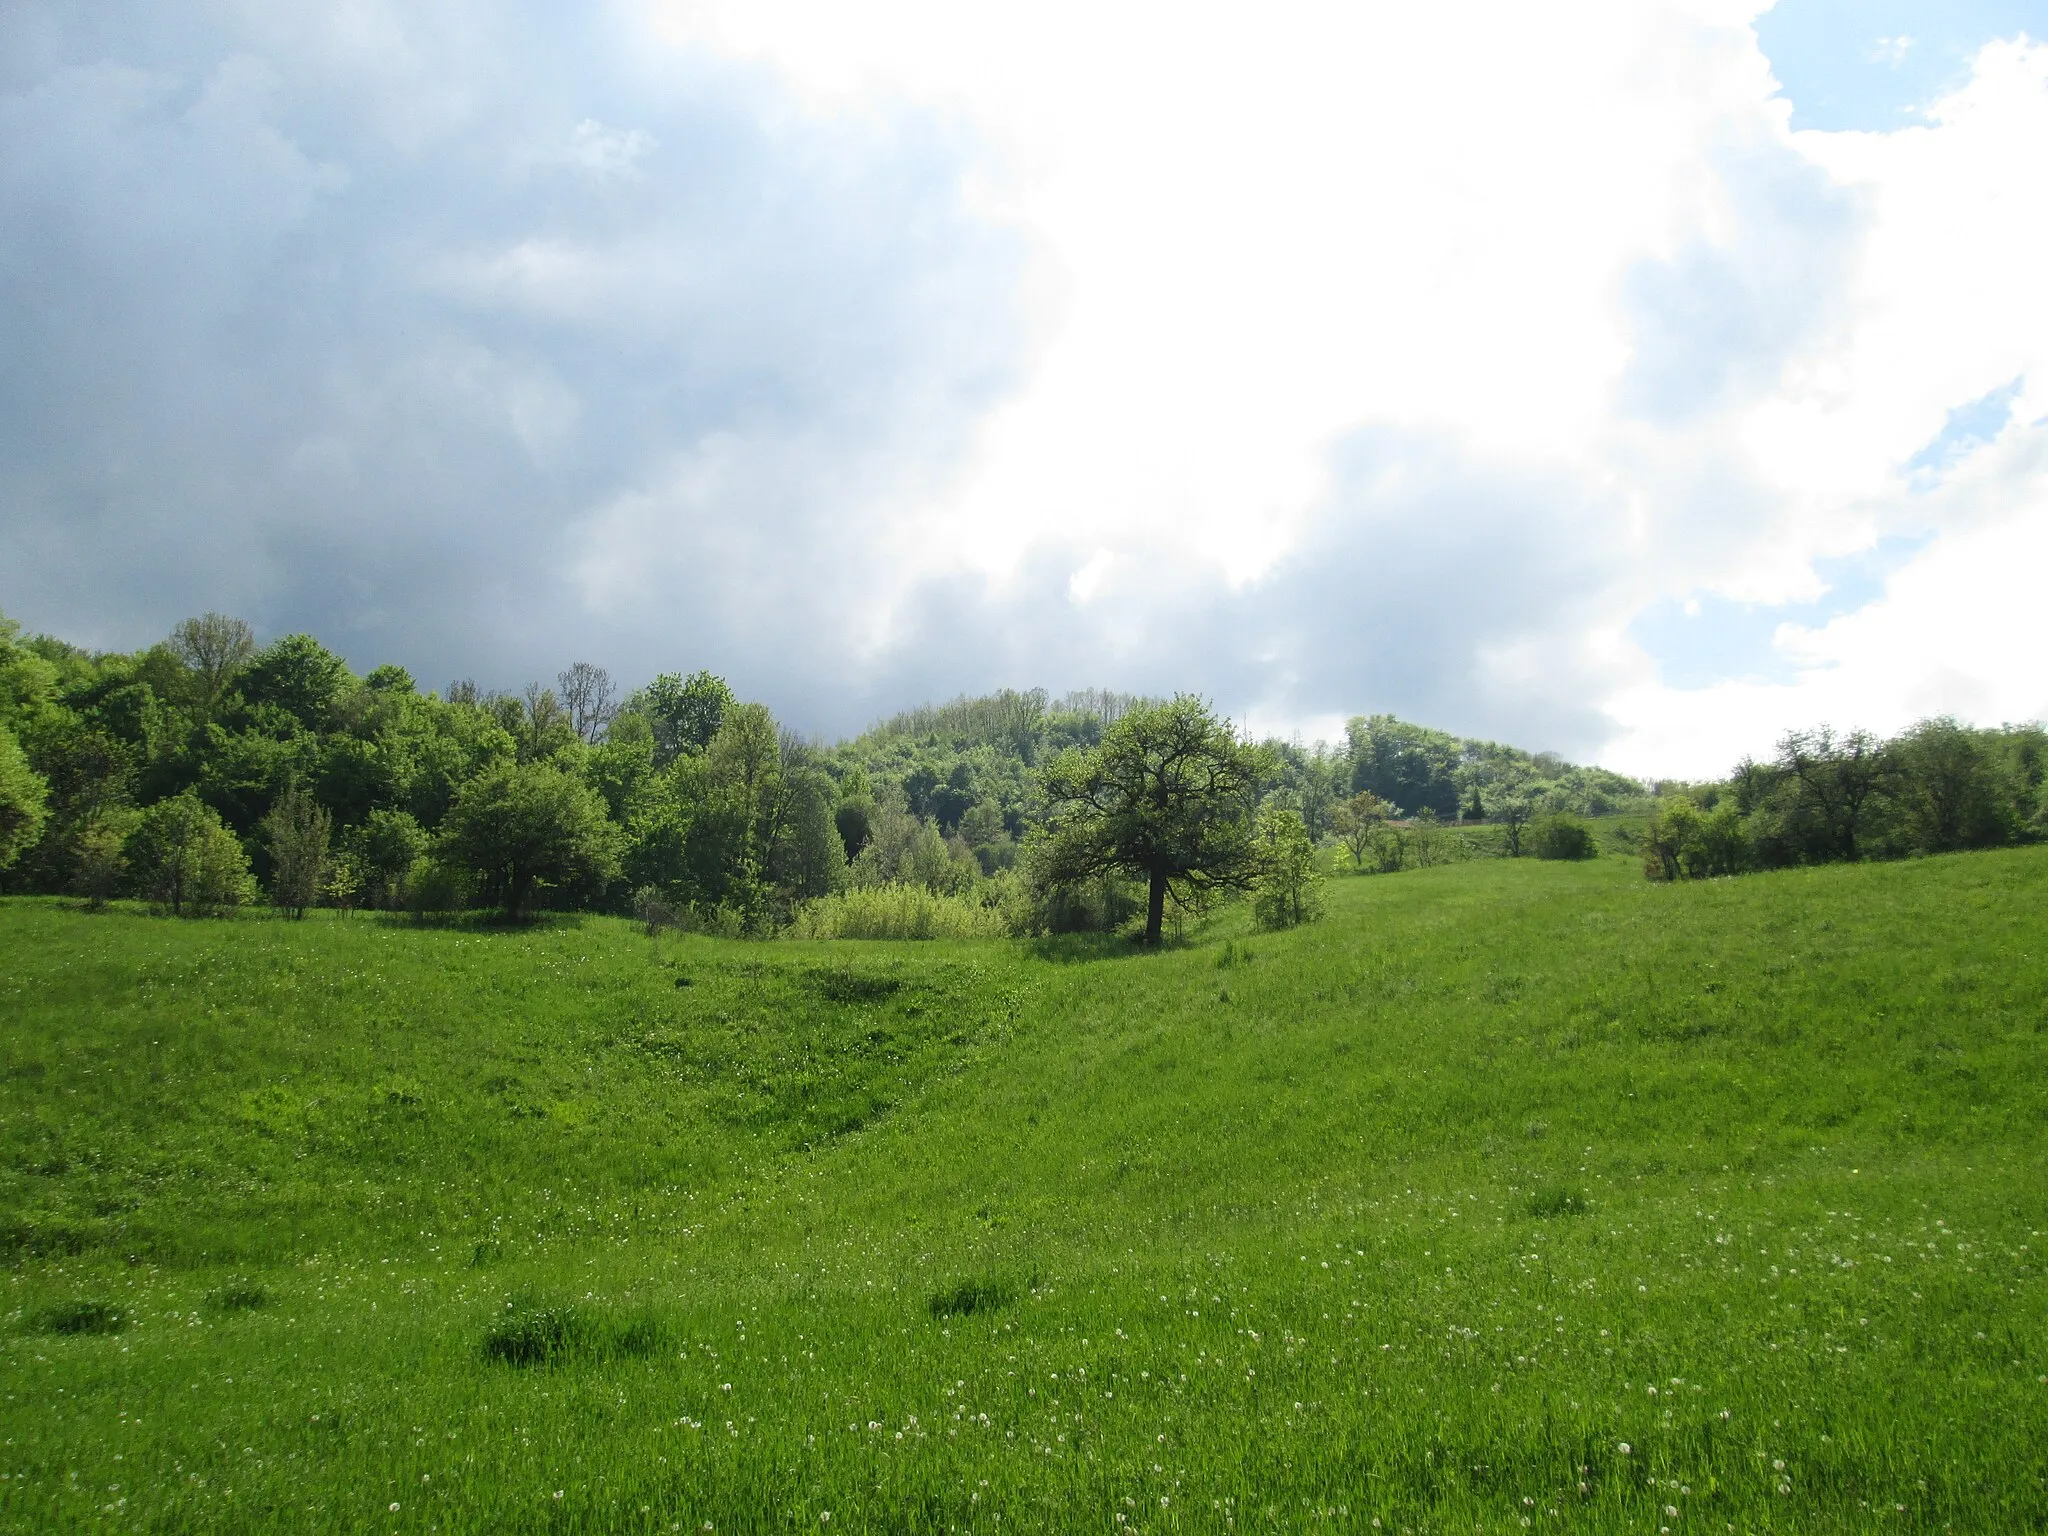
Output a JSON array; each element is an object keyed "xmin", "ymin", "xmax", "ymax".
[{"xmin": 1, "ymin": 610, "xmax": 2044, "ymax": 936}]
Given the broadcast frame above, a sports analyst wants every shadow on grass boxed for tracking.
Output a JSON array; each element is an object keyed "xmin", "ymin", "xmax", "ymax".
[
  {"xmin": 482, "ymin": 1300, "xmax": 669, "ymax": 1367},
  {"xmin": 370, "ymin": 908, "xmax": 594, "ymax": 934},
  {"xmin": 1024, "ymin": 929, "xmax": 1214, "ymax": 964},
  {"xmin": 37, "ymin": 1300, "xmax": 126, "ymax": 1336}
]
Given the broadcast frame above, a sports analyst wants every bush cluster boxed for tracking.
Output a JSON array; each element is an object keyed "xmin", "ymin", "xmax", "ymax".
[{"xmin": 1643, "ymin": 719, "xmax": 2045, "ymax": 881}]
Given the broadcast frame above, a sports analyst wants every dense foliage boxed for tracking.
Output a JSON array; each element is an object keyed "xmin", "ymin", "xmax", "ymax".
[
  {"xmin": 1643, "ymin": 719, "xmax": 2048, "ymax": 880},
  {"xmin": 1035, "ymin": 696, "xmax": 1270, "ymax": 944},
  {"xmin": 5, "ymin": 609, "xmax": 2041, "ymax": 932}
]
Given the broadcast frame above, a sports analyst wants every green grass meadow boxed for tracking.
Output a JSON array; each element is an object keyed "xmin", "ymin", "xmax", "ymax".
[{"xmin": 4, "ymin": 850, "xmax": 2047, "ymax": 1532}]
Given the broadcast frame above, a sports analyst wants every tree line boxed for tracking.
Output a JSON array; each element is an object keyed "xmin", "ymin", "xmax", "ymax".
[
  {"xmin": 1641, "ymin": 721, "xmax": 2047, "ymax": 881},
  {"xmin": 4, "ymin": 610, "xmax": 2034, "ymax": 934},
  {"xmin": 0, "ymin": 614, "xmax": 1328, "ymax": 940}
]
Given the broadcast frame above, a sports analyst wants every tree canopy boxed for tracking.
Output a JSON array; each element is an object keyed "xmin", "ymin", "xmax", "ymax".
[
  {"xmin": 1034, "ymin": 696, "xmax": 1269, "ymax": 945},
  {"xmin": 3, "ymin": 605, "xmax": 2040, "ymax": 929},
  {"xmin": 439, "ymin": 761, "xmax": 621, "ymax": 919}
]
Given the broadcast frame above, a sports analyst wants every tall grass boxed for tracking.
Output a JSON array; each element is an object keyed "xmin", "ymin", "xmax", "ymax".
[{"xmin": 787, "ymin": 880, "xmax": 1012, "ymax": 939}]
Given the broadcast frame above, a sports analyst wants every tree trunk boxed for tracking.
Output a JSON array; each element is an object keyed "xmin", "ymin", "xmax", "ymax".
[{"xmin": 1145, "ymin": 869, "xmax": 1166, "ymax": 946}]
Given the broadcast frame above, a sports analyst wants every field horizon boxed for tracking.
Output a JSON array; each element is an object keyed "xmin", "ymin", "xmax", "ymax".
[{"xmin": 5, "ymin": 848, "xmax": 2046, "ymax": 1532}]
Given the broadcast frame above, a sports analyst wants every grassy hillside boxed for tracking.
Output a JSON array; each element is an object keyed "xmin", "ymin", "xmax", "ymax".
[{"xmin": 4, "ymin": 850, "xmax": 2046, "ymax": 1533}]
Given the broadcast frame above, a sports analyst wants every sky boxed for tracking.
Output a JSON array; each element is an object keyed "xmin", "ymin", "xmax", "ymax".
[{"xmin": 3, "ymin": 0, "xmax": 2046, "ymax": 776}]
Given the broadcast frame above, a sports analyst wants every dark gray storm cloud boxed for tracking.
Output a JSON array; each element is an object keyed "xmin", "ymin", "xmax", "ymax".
[{"xmin": 0, "ymin": 1, "xmax": 1030, "ymax": 708}]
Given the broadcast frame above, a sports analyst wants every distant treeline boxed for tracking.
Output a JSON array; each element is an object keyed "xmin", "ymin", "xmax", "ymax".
[
  {"xmin": 1642, "ymin": 721, "xmax": 2047, "ymax": 881},
  {"xmin": 2, "ymin": 609, "xmax": 2034, "ymax": 929}
]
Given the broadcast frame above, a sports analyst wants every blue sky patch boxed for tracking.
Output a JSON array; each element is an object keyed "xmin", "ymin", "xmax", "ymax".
[
  {"xmin": 1905, "ymin": 377, "xmax": 2025, "ymax": 484},
  {"xmin": 1630, "ymin": 536, "xmax": 1928, "ymax": 688},
  {"xmin": 1756, "ymin": 0, "xmax": 2048, "ymax": 132}
]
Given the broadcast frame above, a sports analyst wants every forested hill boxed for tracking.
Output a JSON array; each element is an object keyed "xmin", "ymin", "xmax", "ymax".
[
  {"xmin": 0, "ymin": 609, "xmax": 1644, "ymax": 924},
  {"xmin": 829, "ymin": 686, "xmax": 1649, "ymax": 845}
]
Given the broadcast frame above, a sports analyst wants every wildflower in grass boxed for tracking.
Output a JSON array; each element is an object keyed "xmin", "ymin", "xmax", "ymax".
[{"xmin": 1619, "ymin": 1442, "xmax": 1631, "ymax": 1455}]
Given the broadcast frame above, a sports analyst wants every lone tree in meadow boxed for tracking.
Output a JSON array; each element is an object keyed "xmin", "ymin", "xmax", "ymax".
[{"xmin": 1035, "ymin": 695, "xmax": 1269, "ymax": 945}]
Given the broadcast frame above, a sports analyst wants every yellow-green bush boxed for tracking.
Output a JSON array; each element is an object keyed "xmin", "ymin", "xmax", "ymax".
[{"xmin": 786, "ymin": 881, "xmax": 1011, "ymax": 940}]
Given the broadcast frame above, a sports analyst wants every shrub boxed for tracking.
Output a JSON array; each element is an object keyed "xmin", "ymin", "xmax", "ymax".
[
  {"xmin": 1642, "ymin": 796, "xmax": 1750, "ymax": 880},
  {"xmin": 1251, "ymin": 805, "xmax": 1324, "ymax": 929},
  {"xmin": 1529, "ymin": 813, "xmax": 1596, "ymax": 861},
  {"xmin": 404, "ymin": 857, "xmax": 470, "ymax": 921},
  {"xmin": 125, "ymin": 793, "xmax": 255, "ymax": 915},
  {"xmin": 787, "ymin": 882, "xmax": 1010, "ymax": 940}
]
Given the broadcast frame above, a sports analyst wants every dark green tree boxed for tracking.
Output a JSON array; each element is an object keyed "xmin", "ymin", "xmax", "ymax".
[
  {"xmin": 1775, "ymin": 726, "xmax": 1896, "ymax": 862},
  {"xmin": 1034, "ymin": 696, "xmax": 1268, "ymax": 945},
  {"xmin": 1345, "ymin": 714, "xmax": 1463, "ymax": 817},
  {"xmin": 1891, "ymin": 716, "xmax": 2013, "ymax": 852},
  {"xmin": 439, "ymin": 762, "xmax": 621, "ymax": 919},
  {"xmin": 125, "ymin": 793, "xmax": 253, "ymax": 916},
  {"xmin": 262, "ymin": 783, "xmax": 330, "ymax": 918},
  {"xmin": 238, "ymin": 634, "xmax": 352, "ymax": 732}
]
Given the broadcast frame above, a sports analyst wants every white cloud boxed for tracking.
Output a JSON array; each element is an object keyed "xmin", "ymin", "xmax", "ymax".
[
  {"xmin": 3, "ymin": 0, "xmax": 2045, "ymax": 765},
  {"xmin": 649, "ymin": 1, "xmax": 2048, "ymax": 761}
]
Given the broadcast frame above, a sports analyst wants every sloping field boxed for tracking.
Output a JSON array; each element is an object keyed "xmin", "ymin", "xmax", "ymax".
[{"xmin": 3, "ymin": 851, "xmax": 2046, "ymax": 1533}]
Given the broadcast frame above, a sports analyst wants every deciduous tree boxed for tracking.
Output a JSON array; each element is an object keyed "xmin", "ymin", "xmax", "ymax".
[
  {"xmin": 125, "ymin": 793, "xmax": 254, "ymax": 916},
  {"xmin": 439, "ymin": 761, "xmax": 621, "ymax": 919},
  {"xmin": 1775, "ymin": 726, "xmax": 1895, "ymax": 862},
  {"xmin": 1331, "ymin": 791, "xmax": 1387, "ymax": 869},
  {"xmin": 1251, "ymin": 805, "xmax": 1324, "ymax": 929},
  {"xmin": 0, "ymin": 722, "xmax": 49, "ymax": 872},
  {"xmin": 263, "ymin": 783, "xmax": 330, "ymax": 918},
  {"xmin": 557, "ymin": 662, "xmax": 618, "ymax": 744},
  {"xmin": 1034, "ymin": 696, "xmax": 1268, "ymax": 945},
  {"xmin": 167, "ymin": 613, "xmax": 256, "ymax": 717}
]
